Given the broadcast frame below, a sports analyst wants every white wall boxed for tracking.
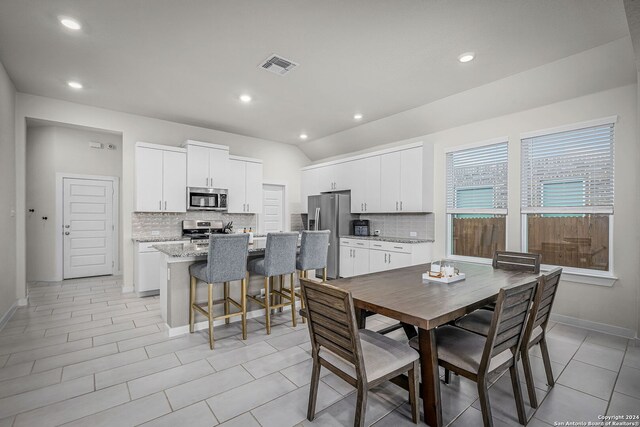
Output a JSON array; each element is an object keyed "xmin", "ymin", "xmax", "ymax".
[
  {"xmin": 15, "ymin": 94, "xmax": 311, "ymax": 296},
  {"xmin": 0, "ymin": 60, "xmax": 17, "ymax": 320},
  {"xmin": 26, "ymin": 125, "xmax": 123, "ymax": 281}
]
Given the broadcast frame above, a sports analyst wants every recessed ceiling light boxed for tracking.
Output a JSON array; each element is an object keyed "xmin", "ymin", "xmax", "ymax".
[
  {"xmin": 67, "ymin": 81, "xmax": 83, "ymax": 89},
  {"xmin": 353, "ymin": 113, "xmax": 363, "ymax": 120},
  {"xmin": 239, "ymin": 94, "xmax": 252, "ymax": 103},
  {"xmin": 299, "ymin": 133, "xmax": 308, "ymax": 140},
  {"xmin": 59, "ymin": 17, "xmax": 82, "ymax": 30},
  {"xmin": 458, "ymin": 52, "xmax": 475, "ymax": 63}
]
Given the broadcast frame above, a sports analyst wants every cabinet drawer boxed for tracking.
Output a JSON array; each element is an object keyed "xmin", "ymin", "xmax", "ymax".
[
  {"xmin": 340, "ymin": 238, "xmax": 370, "ymax": 248},
  {"xmin": 369, "ymin": 241, "xmax": 411, "ymax": 253}
]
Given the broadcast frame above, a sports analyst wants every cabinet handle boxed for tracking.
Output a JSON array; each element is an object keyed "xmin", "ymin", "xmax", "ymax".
[
  {"xmin": 206, "ymin": 177, "xmax": 209, "ymax": 187},
  {"xmin": 361, "ymin": 203, "xmax": 363, "ymax": 211},
  {"xmin": 159, "ymin": 200, "xmax": 162, "ymax": 210},
  {"xmin": 247, "ymin": 203, "xmax": 249, "ymax": 211},
  {"xmin": 394, "ymin": 246, "xmax": 403, "ymax": 249},
  {"xmin": 395, "ymin": 201, "xmax": 398, "ymax": 211},
  {"xmin": 389, "ymin": 253, "xmax": 392, "ymax": 263},
  {"xmin": 400, "ymin": 201, "xmax": 403, "ymax": 211},
  {"xmin": 364, "ymin": 202, "xmax": 367, "ymax": 211},
  {"xmin": 384, "ymin": 253, "xmax": 387, "ymax": 263},
  {"xmin": 164, "ymin": 201, "xmax": 167, "ymax": 210}
]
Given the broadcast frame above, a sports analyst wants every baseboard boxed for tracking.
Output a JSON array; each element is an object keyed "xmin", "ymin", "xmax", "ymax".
[
  {"xmin": 0, "ymin": 300, "xmax": 19, "ymax": 332},
  {"xmin": 550, "ymin": 313, "xmax": 636, "ymax": 339},
  {"xmin": 166, "ymin": 305, "xmax": 295, "ymax": 337},
  {"xmin": 121, "ymin": 286, "xmax": 135, "ymax": 294}
]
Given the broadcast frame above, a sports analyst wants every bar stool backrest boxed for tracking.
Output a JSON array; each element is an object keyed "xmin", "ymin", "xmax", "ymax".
[
  {"xmin": 298, "ymin": 230, "xmax": 330, "ymax": 271},
  {"xmin": 263, "ymin": 232, "xmax": 299, "ymax": 277},
  {"xmin": 206, "ymin": 234, "xmax": 250, "ymax": 283}
]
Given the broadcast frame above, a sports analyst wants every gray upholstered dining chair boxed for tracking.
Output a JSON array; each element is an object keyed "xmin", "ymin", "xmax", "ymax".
[
  {"xmin": 456, "ymin": 267, "xmax": 562, "ymax": 408},
  {"xmin": 189, "ymin": 233, "xmax": 250, "ymax": 349},
  {"xmin": 247, "ymin": 232, "xmax": 299, "ymax": 333},
  {"xmin": 300, "ymin": 277, "xmax": 419, "ymax": 427},
  {"xmin": 410, "ymin": 278, "xmax": 540, "ymax": 427}
]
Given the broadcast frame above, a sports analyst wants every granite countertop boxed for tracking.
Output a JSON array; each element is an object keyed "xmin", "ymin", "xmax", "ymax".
[
  {"xmin": 153, "ymin": 240, "xmax": 271, "ymax": 258},
  {"xmin": 339, "ymin": 235, "xmax": 434, "ymax": 244},
  {"xmin": 133, "ymin": 236, "xmax": 189, "ymax": 243}
]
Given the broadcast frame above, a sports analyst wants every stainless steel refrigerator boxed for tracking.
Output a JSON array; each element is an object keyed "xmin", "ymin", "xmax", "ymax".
[{"xmin": 307, "ymin": 193, "xmax": 355, "ymax": 279}]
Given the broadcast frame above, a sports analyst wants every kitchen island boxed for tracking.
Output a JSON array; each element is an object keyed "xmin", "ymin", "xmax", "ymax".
[{"xmin": 153, "ymin": 238, "xmax": 300, "ymax": 336}]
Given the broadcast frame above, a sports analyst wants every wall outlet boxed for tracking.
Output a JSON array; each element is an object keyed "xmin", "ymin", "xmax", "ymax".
[
  {"xmin": 151, "ymin": 230, "xmax": 160, "ymax": 236},
  {"xmin": 410, "ymin": 231, "xmax": 417, "ymax": 237},
  {"xmin": 260, "ymin": 288, "xmax": 266, "ymax": 298}
]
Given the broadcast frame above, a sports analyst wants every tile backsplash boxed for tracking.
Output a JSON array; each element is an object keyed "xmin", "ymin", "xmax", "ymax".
[
  {"xmin": 132, "ymin": 212, "xmax": 257, "ymax": 239},
  {"xmin": 298, "ymin": 212, "xmax": 434, "ymax": 240},
  {"xmin": 359, "ymin": 213, "xmax": 434, "ymax": 240}
]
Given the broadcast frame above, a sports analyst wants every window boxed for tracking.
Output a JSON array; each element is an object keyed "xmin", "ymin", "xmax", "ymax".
[
  {"xmin": 447, "ymin": 141, "xmax": 508, "ymax": 259},
  {"xmin": 521, "ymin": 120, "xmax": 615, "ymax": 273}
]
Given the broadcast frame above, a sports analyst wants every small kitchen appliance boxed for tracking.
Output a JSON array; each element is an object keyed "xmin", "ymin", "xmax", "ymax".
[{"xmin": 351, "ymin": 219, "xmax": 370, "ymax": 237}]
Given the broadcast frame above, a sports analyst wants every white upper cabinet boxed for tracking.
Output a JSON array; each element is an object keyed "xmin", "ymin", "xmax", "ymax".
[
  {"xmin": 380, "ymin": 145, "xmax": 426, "ymax": 212},
  {"xmin": 135, "ymin": 143, "xmax": 186, "ymax": 212},
  {"xmin": 300, "ymin": 142, "xmax": 433, "ymax": 214},
  {"xmin": 184, "ymin": 140, "xmax": 229, "ymax": 188},
  {"xmin": 351, "ymin": 156, "xmax": 381, "ymax": 213},
  {"xmin": 227, "ymin": 156, "xmax": 263, "ymax": 214},
  {"xmin": 380, "ymin": 151, "xmax": 402, "ymax": 212}
]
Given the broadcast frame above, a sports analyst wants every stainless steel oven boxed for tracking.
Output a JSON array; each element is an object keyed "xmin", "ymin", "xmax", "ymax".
[{"xmin": 187, "ymin": 187, "xmax": 228, "ymax": 211}]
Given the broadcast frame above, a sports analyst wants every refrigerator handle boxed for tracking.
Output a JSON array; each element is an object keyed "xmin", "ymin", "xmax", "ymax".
[{"xmin": 314, "ymin": 207, "xmax": 320, "ymax": 231}]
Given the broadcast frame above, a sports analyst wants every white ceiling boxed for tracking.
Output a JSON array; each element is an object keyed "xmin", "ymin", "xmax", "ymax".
[{"xmin": 0, "ymin": 0, "xmax": 631, "ymax": 145}]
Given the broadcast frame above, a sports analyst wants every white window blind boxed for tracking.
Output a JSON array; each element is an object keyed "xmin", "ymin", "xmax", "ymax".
[
  {"xmin": 521, "ymin": 122, "xmax": 614, "ymax": 214},
  {"xmin": 446, "ymin": 142, "xmax": 508, "ymax": 214}
]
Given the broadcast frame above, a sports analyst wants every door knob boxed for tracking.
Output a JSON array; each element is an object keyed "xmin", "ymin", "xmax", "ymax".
[{"xmin": 64, "ymin": 232, "xmax": 70, "ymax": 235}]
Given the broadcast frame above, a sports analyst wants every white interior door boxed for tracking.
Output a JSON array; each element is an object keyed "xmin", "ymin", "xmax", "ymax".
[
  {"xmin": 262, "ymin": 184, "xmax": 285, "ymax": 233},
  {"xmin": 63, "ymin": 178, "xmax": 114, "ymax": 279}
]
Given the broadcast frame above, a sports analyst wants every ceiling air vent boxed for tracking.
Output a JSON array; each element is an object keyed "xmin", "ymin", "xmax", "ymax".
[{"xmin": 259, "ymin": 54, "xmax": 298, "ymax": 76}]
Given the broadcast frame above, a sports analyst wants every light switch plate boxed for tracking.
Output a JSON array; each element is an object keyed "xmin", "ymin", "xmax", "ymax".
[
  {"xmin": 151, "ymin": 230, "xmax": 160, "ymax": 236},
  {"xmin": 410, "ymin": 231, "xmax": 417, "ymax": 237}
]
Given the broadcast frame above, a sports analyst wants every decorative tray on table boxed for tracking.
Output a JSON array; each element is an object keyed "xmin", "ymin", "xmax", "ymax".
[{"xmin": 422, "ymin": 272, "xmax": 466, "ymax": 284}]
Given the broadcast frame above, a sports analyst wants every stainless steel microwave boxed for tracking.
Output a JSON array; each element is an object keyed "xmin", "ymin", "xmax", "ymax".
[{"xmin": 187, "ymin": 187, "xmax": 228, "ymax": 211}]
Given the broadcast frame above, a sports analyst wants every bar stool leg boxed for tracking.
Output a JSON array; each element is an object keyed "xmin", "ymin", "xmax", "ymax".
[
  {"xmin": 264, "ymin": 277, "xmax": 271, "ymax": 335},
  {"xmin": 298, "ymin": 270, "xmax": 306, "ymax": 324},
  {"xmin": 224, "ymin": 282, "xmax": 230, "ymax": 325},
  {"xmin": 189, "ymin": 276, "xmax": 196, "ymax": 333},
  {"xmin": 208, "ymin": 283, "xmax": 214, "ymax": 349},
  {"xmin": 278, "ymin": 275, "xmax": 284, "ymax": 313},
  {"xmin": 290, "ymin": 272, "xmax": 297, "ymax": 327},
  {"xmin": 241, "ymin": 274, "xmax": 248, "ymax": 340},
  {"xmin": 322, "ymin": 267, "xmax": 327, "ymax": 282}
]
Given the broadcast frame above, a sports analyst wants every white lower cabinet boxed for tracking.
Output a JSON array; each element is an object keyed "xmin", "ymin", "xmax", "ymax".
[
  {"xmin": 135, "ymin": 241, "xmax": 183, "ymax": 294},
  {"xmin": 340, "ymin": 237, "xmax": 432, "ymax": 278}
]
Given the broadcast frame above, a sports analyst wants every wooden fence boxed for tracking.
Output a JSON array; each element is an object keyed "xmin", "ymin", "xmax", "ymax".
[{"xmin": 451, "ymin": 217, "xmax": 506, "ymax": 259}]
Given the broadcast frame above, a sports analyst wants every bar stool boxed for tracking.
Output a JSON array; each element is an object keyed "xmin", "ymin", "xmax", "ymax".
[
  {"xmin": 282, "ymin": 230, "xmax": 329, "ymax": 323},
  {"xmin": 189, "ymin": 233, "xmax": 250, "ymax": 349},
  {"xmin": 247, "ymin": 232, "xmax": 298, "ymax": 334}
]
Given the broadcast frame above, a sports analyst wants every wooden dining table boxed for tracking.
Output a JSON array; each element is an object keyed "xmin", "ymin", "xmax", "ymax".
[{"xmin": 332, "ymin": 261, "xmax": 539, "ymax": 427}]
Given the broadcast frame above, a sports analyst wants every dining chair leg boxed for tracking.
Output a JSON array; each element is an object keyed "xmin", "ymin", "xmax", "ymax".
[
  {"xmin": 355, "ymin": 382, "xmax": 368, "ymax": 427},
  {"xmin": 307, "ymin": 358, "xmax": 321, "ymax": 421},
  {"xmin": 408, "ymin": 361, "xmax": 419, "ymax": 423},
  {"xmin": 521, "ymin": 347, "xmax": 539, "ymax": 408},
  {"xmin": 264, "ymin": 277, "xmax": 271, "ymax": 335},
  {"xmin": 290, "ymin": 273, "xmax": 297, "ymax": 327},
  {"xmin": 241, "ymin": 276, "xmax": 247, "ymax": 340},
  {"xmin": 477, "ymin": 378, "xmax": 493, "ymax": 427},
  {"xmin": 444, "ymin": 368, "xmax": 450, "ymax": 384},
  {"xmin": 224, "ymin": 281, "xmax": 230, "ymax": 324},
  {"xmin": 539, "ymin": 337, "xmax": 555, "ymax": 386},
  {"xmin": 509, "ymin": 364, "xmax": 527, "ymax": 425},
  {"xmin": 208, "ymin": 283, "xmax": 214, "ymax": 350},
  {"xmin": 189, "ymin": 276, "xmax": 196, "ymax": 333}
]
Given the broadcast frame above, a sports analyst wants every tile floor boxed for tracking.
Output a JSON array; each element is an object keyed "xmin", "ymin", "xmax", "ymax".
[{"xmin": 0, "ymin": 276, "xmax": 638, "ymax": 426}]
